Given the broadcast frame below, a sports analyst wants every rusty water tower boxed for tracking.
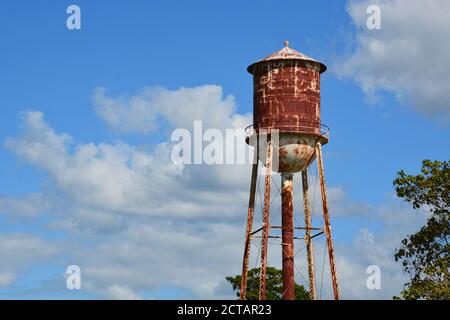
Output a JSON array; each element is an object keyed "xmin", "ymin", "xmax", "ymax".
[{"xmin": 240, "ymin": 41, "xmax": 339, "ymax": 300}]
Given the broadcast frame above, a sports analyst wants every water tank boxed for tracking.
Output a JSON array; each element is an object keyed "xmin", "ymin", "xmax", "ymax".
[{"xmin": 246, "ymin": 41, "xmax": 329, "ymax": 173}]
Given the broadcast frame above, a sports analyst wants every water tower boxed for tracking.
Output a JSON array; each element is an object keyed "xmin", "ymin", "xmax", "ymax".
[{"xmin": 240, "ymin": 41, "xmax": 339, "ymax": 300}]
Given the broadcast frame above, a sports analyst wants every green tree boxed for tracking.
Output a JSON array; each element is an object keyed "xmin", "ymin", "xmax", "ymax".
[
  {"xmin": 393, "ymin": 159, "xmax": 450, "ymax": 300},
  {"xmin": 226, "ymin": 267, "xmax": 310, "ymax": 300}
]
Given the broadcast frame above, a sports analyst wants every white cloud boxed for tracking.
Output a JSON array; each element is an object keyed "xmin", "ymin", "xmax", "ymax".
[
  {"xmin": 334, "ymin": 200, "xmax": 427, "ymax": 299},
  {"xmin": 0, "ymin": 233, "xmax": 60, "ymax": 288},
  {"xmin": 3, "ymin": 86, "xmax": 253, "ymax": 298},
  {"xmin": 0, "ymin": 272, "xmax": 16, "ymax": 288},
  {"xmin": 75, "ymin": 222, "xmax": 244, "ymax": 299},
  {"xmin": 105, "ymin": 285, "xmax": 143, "ymax": 300},
  {"xmin": 5, "ymin": 111, "xmax": 249, "ymax": 221},
  {"xmin": 0, "ymin": 193, "xmax": 51, "ymax": 220},
  {"xmin": 94, "ymin": 85, "xmax": 247, "ymax": 133},
  {"xmin": 337, "ymin": 0, "xmax": 450, "ymax": 122}
]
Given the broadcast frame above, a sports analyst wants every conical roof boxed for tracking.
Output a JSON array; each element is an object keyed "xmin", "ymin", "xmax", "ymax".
[{"xmin": 247, "ymin": 41, "xmax": 327, "ymax": 74}]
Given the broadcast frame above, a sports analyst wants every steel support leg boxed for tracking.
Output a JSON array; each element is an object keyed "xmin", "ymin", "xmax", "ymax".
[
  {"xmin": 240, "ymin": 150, "xmax": 259, "ymax": 300},
  {"xmin": 302, "ymin": 169, "xmax": 317, "ymax": 300},
  {"xmin": 259, "ymin": 135, "xmax": 273, "ymax": 300},
  {"xmin": 316, "ymin": 142, "xmax": 340, "ymax": 300}
]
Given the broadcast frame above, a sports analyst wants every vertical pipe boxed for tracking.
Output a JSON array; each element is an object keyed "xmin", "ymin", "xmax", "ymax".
[
  {"xmin": 259, "ymin": 134, "xmax": 273, "ymax": 300},
  {"xmin": 302, "ymin": 169, "xmax": 317, "ymax": 300},
  {"xmin": 240, "ymin": 149, "xmax": 259, "ymax": 300},
  {"xmin": 316, "ymin": 143, "xmax": 340, "ymax": 300},
  {"xmin": 281, "ymin": 173, "xmax": 295, "ymax": 300}
]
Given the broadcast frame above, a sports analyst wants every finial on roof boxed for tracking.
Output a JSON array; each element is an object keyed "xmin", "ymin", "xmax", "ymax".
[{"xmin": 246, "ymin": 40, "xmax": 327, "ymax": 74}]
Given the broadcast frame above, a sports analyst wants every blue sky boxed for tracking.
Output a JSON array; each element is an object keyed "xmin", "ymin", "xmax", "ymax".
[{"xmin": 0, "ymin": 0, "xmax": 449, "ymax": 299}]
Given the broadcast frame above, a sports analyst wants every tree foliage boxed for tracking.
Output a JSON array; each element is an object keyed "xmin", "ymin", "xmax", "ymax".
[
  {"xmin": 393, "ymin": 159, "xmax": 449, "ymax": 300},
  {"xmin": 226, "ymin": 267, "xmax": 310, "ymax": 300}
]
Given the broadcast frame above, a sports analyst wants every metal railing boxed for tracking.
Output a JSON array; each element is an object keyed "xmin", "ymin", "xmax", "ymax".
[{"xmin": 245, "ymin": 123, "xmax": 330, "ymax": 140}]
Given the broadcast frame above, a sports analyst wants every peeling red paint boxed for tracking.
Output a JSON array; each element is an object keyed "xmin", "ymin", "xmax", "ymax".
[
  {"xmin": 247, "ymin": 42, "xmax": 328, "ymax": 173},
  {"xmin": 251, "ymin": 60, "xmax": 323, "ymax": 137}
]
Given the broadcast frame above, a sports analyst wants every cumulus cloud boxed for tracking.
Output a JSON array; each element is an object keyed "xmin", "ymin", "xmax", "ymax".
[
  {"xmin": 105, "ymin": 285, "xmax": 143, "ymax": 300},
  {"xmin": 94, "ymin": 85, "xmax": 248, "ymax": 133},
  {"xmin": 3, "ymin": 85, "xmax": 254, "ymax": 298},
  {"xmin": 337, "ymin": 0, "xmax": 450, "ymax": 122},
  {"xmin": 0, "ymin": 233, "xmax": 60, "ymax": 288},
  {"xmin": 0, "ymin": 193, "xmax": 51, "ymax": 220},
  {"xmin": 5, "ymin": 111, "xmax": 250, "ymax": 221},
  {"xmin": 74, "ymin": 222, "xmax": 245, "ymax": 299}
]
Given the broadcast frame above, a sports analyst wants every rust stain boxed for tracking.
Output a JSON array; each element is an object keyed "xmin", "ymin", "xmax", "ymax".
[
  {"xmin": 249, "ymin": 44, "xmax": 325, "ymax": 138},
  {"xmin": 248, "ymin": 42, "xmax": 328, "ymax": 174}
]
